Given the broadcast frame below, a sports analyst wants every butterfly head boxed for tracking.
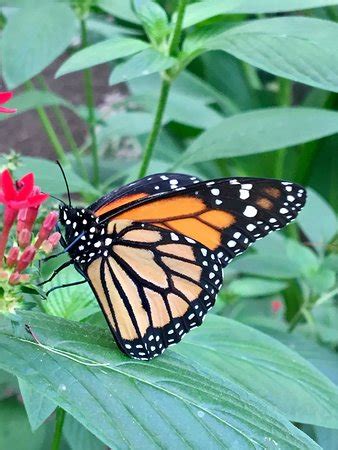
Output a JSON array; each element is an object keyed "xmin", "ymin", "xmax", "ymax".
[{"xmin": 58, "ymin": 204, "xmax": 101, "ymax": 249}]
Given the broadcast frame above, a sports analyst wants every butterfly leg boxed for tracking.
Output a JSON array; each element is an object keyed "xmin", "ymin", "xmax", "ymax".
[
  {"xmin": 37, "ymin": 260, "xmax": 73, "ymax": 286},
  {"xmin": 45, "ymin": 279, "xmax": 87, "ymax": 297}
]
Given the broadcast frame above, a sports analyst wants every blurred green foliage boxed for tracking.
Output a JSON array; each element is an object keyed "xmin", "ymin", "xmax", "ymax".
[{"xmin": 0, "ymin": 0, "xmax": 337, "ymax": 449}]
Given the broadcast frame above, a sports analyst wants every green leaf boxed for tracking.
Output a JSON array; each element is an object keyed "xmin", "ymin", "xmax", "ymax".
[
  {"xmin": 183, "ymin": 0, "xmax": 338, "ymax": 28},
  {"xmin": 97, "ymin": 0, "xmax": 140, "ymax": 24},
  {"xmin": 298, "ymin": 188, "xmax": 337, "ymax": 247},
  {"xmin": 286, "ymin": 240, "xmax": 320, "ymax": 277},
  {"xmin": 308, "ymin": 268, "xmax": 336, "ymax": 295},
  {"xmin": 56, "ymin": 37, "xmax": 149, "ymax": 77},
  {"xmin": 137, "ymin": 1, "xmax": 170, "ymax": 45},
  {"xmin": 2, "ymin": 3, "xmax": 76, "ymax": 88},
  {"xmin": 230, "ymin": 254, "xmax": 302, "ymax": 279},
  {"xmin": 109, "ymin": 49, "xmax": 175, "ymax": 85},
  {"xmin": 0, "ymin": 397, "xmax": 48, "ymax": 450},
  {"xmin": 15, "ymin": 157, "xmax": 100, "ymax": 197},
  {"xmin": 64, "ymin": 415, "xmax": 105, "ymax": 450},
  {"xmin": 227, "ymin": 277, "xmax": 288, "ymax": 298},
  {"xmin": 44, "ymin": 267, "xmax": 99, "ymax": 322},
  {"xmin": 207, "ymin": 17, "xmax": 338, "ymax": 92},
  {"xmin": 178, "ymin": 315, "xmax": 338, "ymax": 427},
  {"xmin": 0, "ymin": 311, "xmax": 320, "ymax": 449},
  {"xmin": 177, "ymin": 108, "xmax": 338, "ymax": 166},
  {"xmin": 0, "ymin": 90, "xmax": 72, "ymax": 122},
  {"xmin": 18, "ymin": 379, "xmax": 56, "ymax": 432},
  {"xmin": 258, "ymin": 324, "xmax": 338, "ymax": 386}
]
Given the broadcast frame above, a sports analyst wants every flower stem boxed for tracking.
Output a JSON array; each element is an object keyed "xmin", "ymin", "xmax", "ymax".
[
  {"xmin": 37, "ymin": 76, "xmax": 89, "ymax": 181},
  {"xmin": 25, "ymin": 81, "xmax": 68, "ymax": 164},
  {"xmin": 138, "ymin": 0, "xmax": 188, "ymax": 178},
  {"xmin": 80, "ymin": 19, "xmax": 99, "ymax": 187},
  {"xmin": 51, "ymin": 407, "xmax": 65, "ymax": 450}
]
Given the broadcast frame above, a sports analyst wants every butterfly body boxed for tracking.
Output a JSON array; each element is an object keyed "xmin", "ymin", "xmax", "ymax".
[{"xmin": 57, "ymin": 173, "xmax": 306, "ymax": 360}]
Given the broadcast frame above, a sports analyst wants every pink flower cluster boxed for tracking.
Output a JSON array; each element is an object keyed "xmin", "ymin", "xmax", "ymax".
[{"xmin": 0, "ymin": 169, "xmax": 60, "ymax": 286}]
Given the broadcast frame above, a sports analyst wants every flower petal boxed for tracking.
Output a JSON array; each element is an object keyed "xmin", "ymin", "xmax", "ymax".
[
  {"xmin": 1, "ymin": 169, "xmax": 17, "ymax": 201},
  {"xmin": 27, "ymin": 193, "xmax": 49, "ymax": 207},
  {"xmin": 0, "ymin": 106, "xmax": 17, "ymax": 114},
  {"xmin": 16, "ymin": 172, "xmax": 34, "ymax": 201},
  {"xmin": 0, "ymin": 91, "xmax": 13, "ymax": 104}
]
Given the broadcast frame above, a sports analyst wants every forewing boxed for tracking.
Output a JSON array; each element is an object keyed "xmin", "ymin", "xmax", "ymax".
[
  {"xmin": 85, "ymin": 221, "xmax": 223, "ymax": 360},
  {"xmin": 104, "ymin": 177, "xmax": 306, "ymax": 266},
  {"xmin": 90, "ymin": 173, "xmax": 202, "ymax": 218}
]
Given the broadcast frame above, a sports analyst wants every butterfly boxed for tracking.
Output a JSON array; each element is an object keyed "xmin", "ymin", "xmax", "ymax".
[{"xmin": 55, "ymin": 173, "xmax": 306, "ymax": 360}]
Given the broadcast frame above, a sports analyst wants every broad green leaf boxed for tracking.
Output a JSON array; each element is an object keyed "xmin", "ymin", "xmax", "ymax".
[
  {"xmin": 44, "ymin": 267, "xmax": 99, "ymax": 322},
  {"xmin": 0, "ymin": 90, "xmax": 73, "ymax": 122},
  {"xmin": 97, "ymin": 0, "xmax": 140, "ymax": 23},
  {"xmin": 307, "ymin": 268, "xmax": 336, "ymax": 295},
  {"xmin": 298, "ymin": 188, "xmax": 337, "ymax": 247},
  {"xmin": 286, "ymin": 240, "xmax": 320, "ymax": 277},
  {"xmin": 207, "ymin": 17, "xmax": 338, "ymax": 92},
  {"xmin": 230, "ymin": 254, "xmax": 302, "ymax": 279},
  {"xmin": 227, "ymin": 277, "xmax": 287, "ymax": 297},
  {"xmin": 18, "ymin": 379, "xmax": 56, "ymax": 432},
  {"xmin": 2, "ymin": 4, "xmax": 76, "ymax": 88},
  {"xmin": 256, "ymin": 324, "xmax": 338, "ymax": 386},
  {"xmin": 109, "ymin": 49, "xmax": 175, "ymax": 85},
  {"xmin": 0, "ymin": 397, "xmax": 48, "ymax": 450},
  {"xmin": 64, "ymin": 415, "xmax": 105, "ymax": 450},
  {"xmin": 178, "ymin": 315, "xmax": 338, "ymax": 427},
  {"xmin": 177, "ymin": 108, "xmax": 338, "ymax": 166},
  {"xmin": 87, "ymin": 18, "xmax": 141, "ymax": 38},
  {"xmin": 16, "ymin": 157, "xmax": 100, "ymax": 197},
  {"xmin": 314, "ymin": 426, "xmax": 338, "ymax": 449},
  {"xmin": 137, "ymin": 1, "xmax": 170, "ymax": 45},
  {"xmin": 183, "ymin": 0, "xmax": 338, "ymax": 28},
  {"xmin": 56, "ymin": 37, "xmax": 149, "ymax": 77},
  {"xmin": 0, "ymin": 311, "xmax": 320, "ymax": 449}
]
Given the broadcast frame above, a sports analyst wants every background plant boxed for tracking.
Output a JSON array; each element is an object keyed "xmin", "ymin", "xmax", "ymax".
[{"xmin": 0, "ymin": 0, "xmax": 337, "ymax": 449}]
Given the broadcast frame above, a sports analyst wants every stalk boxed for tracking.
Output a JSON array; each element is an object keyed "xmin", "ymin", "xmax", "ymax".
[
  {"xmin": 138, "ymin": 0, "xmax": 188, "ymax": 178},
  {"xmin": 25, "ymin": 81, "xmax": 68, "ymax": 163},
  {"xmin": 37, "ymin": 76, "xmax": 88, "ymax": 181},
  {"xmin": 51, "ymin": 408, "xmax": 66, "ymax": 450},
  {"xmin": 80, "ymin": 19, "xmax": 99, "ymax": 186}
]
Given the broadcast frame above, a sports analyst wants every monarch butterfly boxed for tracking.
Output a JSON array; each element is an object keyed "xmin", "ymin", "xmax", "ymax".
[{"xmin": 51, "ymin": 170, "xmax": 306, "ymax": 360}]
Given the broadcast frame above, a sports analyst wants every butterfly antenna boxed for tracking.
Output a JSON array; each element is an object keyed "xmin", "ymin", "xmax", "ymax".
[
  {"xmin": 56, "ymin": 160, "xmax": 72, "ymax": 206},
  {"xmin": 46, "ymin": 193, "xmax": 66, "ymax": 206}
]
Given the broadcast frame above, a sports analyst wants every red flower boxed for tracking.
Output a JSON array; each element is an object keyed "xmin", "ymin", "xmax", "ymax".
[
  {"xmin": 0, "ymin": 91, "xmax": 16, "ymax": 114},
  {"xmin": 0, "ymin": 170, "xmax": 49, "ymax": 210}
]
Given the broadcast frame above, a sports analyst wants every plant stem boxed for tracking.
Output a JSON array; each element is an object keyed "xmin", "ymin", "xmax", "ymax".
[
  {"xmin": 25, "ymin": 81, "xmax": 68, "ymax": 163},
  {"xmin": 51, "ymin": 407, "xmax": 65, "ymax": 450},
  {"xmin": 138, "ymin": 79, "xmax": 171, "ymax": 177},
  {"xmin": 275, "ymin": 78, "xmax": 292, "ymax": 179},
  {"xmin": 138, "ymin": 0, "xmax": 188, "ymax": 178},
  {"xmin": 37, "ymin": 76, "xmax": 89, "ymax": 181},
  {"xmin": 80, "ymin": 19, "xmax": 99, "ymax": 187}
]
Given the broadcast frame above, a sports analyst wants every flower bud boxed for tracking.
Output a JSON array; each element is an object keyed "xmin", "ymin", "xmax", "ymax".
[
  {"xmin": 18, "ymin": 228, "xmax": 31, "ymax": 248},
  {"xmin": 9, "ymin": 272, "xmax": 20, "ymax": 285},
  {"xmin": 7, "ymin": 246, "xmax": 19, "ymax": 267},
  {"xmin": 17, "ymin": 205, "xmax": 39, "ymax": 234},
  {"xmin": 19, "ymin": 274, "xmax": 30, "ymax": 283},
  {"xmin": 35, "ymin": 211, "xmax": 59, "ymax": 249},
  {"xmin": 4, "ymin": 206, "xmax": 18, "ymax": 229},
  {"xmin": 17, "ymin": 245, "xmax": 36, "ymax": 272}
]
